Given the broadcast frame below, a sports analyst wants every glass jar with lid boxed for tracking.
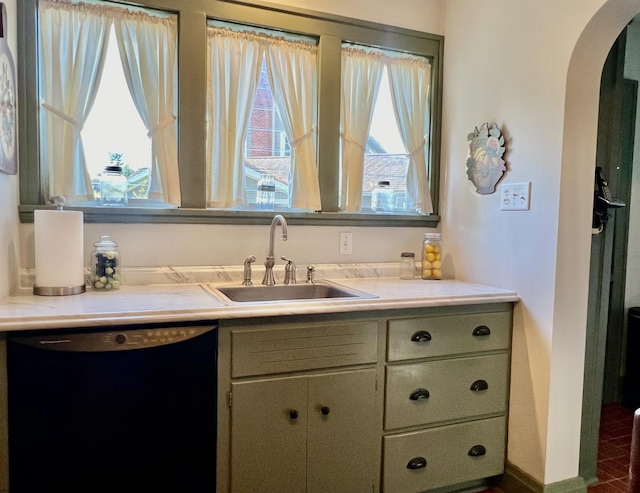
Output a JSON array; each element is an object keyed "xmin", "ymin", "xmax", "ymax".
[
  {"xmin": 256, "ymin": 174, "xmax": 276, "ymax": 211},
  {"xmin": 91, "ymin": 235, "xmax": 121, "ymax": 290},
  {"xmin": 100, "ymin": 165, "xmax": 128, "ymax": 207},
  {"xmin": 422, "ymin": 233, "xmax": 442, "ymax": 280},
  {"xmin": 371, "ymin": 180, "xmax": 394, "ymax": 213},
  {"xmin": 399, "ymin": 252, "xmax": 415, "ymax": 280}
]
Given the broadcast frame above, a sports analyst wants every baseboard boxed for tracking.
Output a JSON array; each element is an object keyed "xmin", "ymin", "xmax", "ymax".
[{"xmin": 499, "ymin": 462, "xmax": 587, "ymax": 493}]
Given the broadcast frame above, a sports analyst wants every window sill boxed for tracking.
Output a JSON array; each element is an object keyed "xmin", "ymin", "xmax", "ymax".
[{"xmin": 18, "ymin": 205, "xmax": 440, "ymax": 227}]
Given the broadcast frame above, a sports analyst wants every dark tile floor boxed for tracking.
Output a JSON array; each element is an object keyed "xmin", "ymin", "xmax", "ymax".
[{"xmin": 588, "ymin": 403, "xmax": 635, "ymax": 492}]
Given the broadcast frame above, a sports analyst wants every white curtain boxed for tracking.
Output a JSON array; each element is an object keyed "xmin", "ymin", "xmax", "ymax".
[
  {"xmin": 206, "ymin": 27, "xmax": 264, "ymax": 208},
  {"xmin": 39, "ymin": 1, "xmax": 111, "ymax": 202},
  {"xmin": 340, "ymin": 47, "xmax": 384, "ymax": 212},
  {"xmin": 114, "ymin": 12, "xmax": 180, "ymax": 206},
  {"xmin": 387, "ymin": 56, "xmax": 433, "ymax": 214},
  {"xmin": 266, "ymin": 39, "xmax": 320, "ymax": 210}
]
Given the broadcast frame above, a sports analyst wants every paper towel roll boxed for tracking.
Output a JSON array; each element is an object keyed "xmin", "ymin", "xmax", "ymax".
[{"xmin": 34, "ymin": 209, "xmax": 85, "ymax": 293}]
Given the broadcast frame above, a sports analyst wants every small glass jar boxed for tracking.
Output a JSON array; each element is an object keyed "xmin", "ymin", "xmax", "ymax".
[
  {"xmin": 256, "ymin": 174, "xmax": 276, "ymax": 211},
  {"xmin": 371, "ymin": 180, "xmax": 394, "ymax": 213},
  {"xmin": 91, "ymin": 235, "xmax": 121, "ymax": 290},
  {"xmin": 422, "ymin": 233, "xmax": 442, "ymax": 280},
  {"xmin": 399, "ymin": 252, "xmax": 415, "ymax": 280},
  {"xmin": 100, "ymin": 165, "xmax": 128, "ymax": 207}
]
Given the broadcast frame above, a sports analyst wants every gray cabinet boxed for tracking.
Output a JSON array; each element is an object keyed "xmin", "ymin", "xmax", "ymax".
[
  {"xmin": 219, "ymin": 304, "xmax": 513, "ymax": 493},
  {"xmin": 382, "ymin": 307, "xmax": 512, "ymax": 492},
  {"xmin": 231, "ymin": 369, "xmax": 377, "ymax": 493},
  {"xmin": 222, "ymin": 319, "xmax": 379, "ymax": 493}
]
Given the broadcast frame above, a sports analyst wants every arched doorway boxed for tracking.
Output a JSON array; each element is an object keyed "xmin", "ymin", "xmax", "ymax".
[{"xmin": 562, "ymin": 0, "xmax": 640, "ymax": 486}]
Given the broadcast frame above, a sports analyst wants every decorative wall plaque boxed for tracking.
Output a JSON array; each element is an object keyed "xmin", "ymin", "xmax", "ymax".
[
  {"xmin": 466, "ymin": 122, "xmax": 506, "ymax": 194},
  {"xmin": 0, "ymin": 3, "xmax": 17, "ymax": 175}
]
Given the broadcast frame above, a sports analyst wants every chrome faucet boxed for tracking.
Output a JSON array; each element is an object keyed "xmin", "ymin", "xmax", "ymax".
[{"xmin": 262, "ymin": 214, "xmax": 288, "ymax": 286}]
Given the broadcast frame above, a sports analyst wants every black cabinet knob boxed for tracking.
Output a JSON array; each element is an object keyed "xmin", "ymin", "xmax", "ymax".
[
  {"xmin": 411, "ymin": 330, "xmax": 432, "ymax": 342},
  {"xmin": 470, "ymin": 379, "xmax": 489, "ymax": 392},
  {"xmin": 409, "ymin": 388, "xmax": 430, "ymax": 401},
  {"xmin": 289, "ymin": 410, "xmax": 299, "ymax": 420},
  {"xmin": 321, "ymin": 406, "xmax": 330, "ymax": 415},
  {"xmin": 406, "ymin": 457, "xmax": 427, "ymax": 469},
  {"xmin": 468, "ymin": 445, "xmax": 487, "ymax": 457},
  {"xmin": 472, "ymin": 325, "xmax": 491, "ymax": 337}
]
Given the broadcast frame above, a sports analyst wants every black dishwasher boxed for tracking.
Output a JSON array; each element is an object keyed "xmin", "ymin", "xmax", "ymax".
[{"xmin": 7, "ymin": 323, "xmax": 217, "ymax": 493}]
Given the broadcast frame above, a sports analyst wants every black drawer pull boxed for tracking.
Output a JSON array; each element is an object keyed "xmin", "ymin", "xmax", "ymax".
[
  {"xmin": 468, "ymin": 445, "xmax": 487, "ymax": 457},
  {"xmin": 470, "ymin": 380, "xmax": 489, "ymax": 392},
  {"xmin": 321, "ymin": 406, "xmax": 330, "ymax": 415},
  {"xmin": 410, "ymin": 388, "xmax": 430, "ymax": 401},
  {"xmin": 472, "ymin": 325, "xmax": 491, "ymax": 337},
  {"xmin": 406, "ymin": 457, "xmax": 427, "ymax": 470},
  {"xmin": 289, "ymin": 410, "xmax": 299, "ymax": 420},
  {"xmin": 411, "ymin": 330, "xmax": 432, "ymax": 342}
]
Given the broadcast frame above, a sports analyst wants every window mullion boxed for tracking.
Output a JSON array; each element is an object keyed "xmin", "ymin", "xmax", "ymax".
[
  {"xmin": 316, "ymin": 34, "xmax": 341, "ymax": 212},
  {"xmin": 18, "ymin": 0, "xmax": 43, "ymax": 204},
  {"xmin": 177, "ymin": 9, "xmax": 207, "ymax": 209}
]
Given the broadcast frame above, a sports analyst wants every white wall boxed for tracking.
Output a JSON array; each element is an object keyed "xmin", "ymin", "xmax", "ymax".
[
  {"xmin": 0, "ymin": 0, "xmax": 19, "ymax": 300},
  {"xmin": 18, "ymin": 223, "xmax": 428, "ymax": 268},
  {"xmin": 9, "ymin": 0, "xmax": 640, "ymax": 487},
  {"xmin": 261, "ymin": 0, "xmax": 444, "ymax": 35},
  {"xmin": 442, "ymin": 0, "xmax": 640, "ymax": 485}
]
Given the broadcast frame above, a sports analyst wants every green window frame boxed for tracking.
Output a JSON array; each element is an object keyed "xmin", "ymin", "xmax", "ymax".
[{"xmin": 17, "ymin": 0, "xmax": 443, "ymax": 227}]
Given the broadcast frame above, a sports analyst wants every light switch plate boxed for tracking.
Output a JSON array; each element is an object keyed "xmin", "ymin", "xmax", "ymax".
[{"xmin": 500, "ymin": 182, "xmax": 531, "ymax": 211}]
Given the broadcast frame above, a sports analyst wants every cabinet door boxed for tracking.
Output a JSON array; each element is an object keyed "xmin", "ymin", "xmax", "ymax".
[
  {"xmin": 307, "ymin": 369, "xmax": 377, "ymax": 493},
  {"xmin": 231, "ymin": 377, "xmax": 307, "ymax": 493}
]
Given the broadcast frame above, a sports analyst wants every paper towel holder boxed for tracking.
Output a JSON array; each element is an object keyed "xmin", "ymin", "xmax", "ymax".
[{"xmin": 33, "ymin": 196, "xmax": 87, "ymax": 296}]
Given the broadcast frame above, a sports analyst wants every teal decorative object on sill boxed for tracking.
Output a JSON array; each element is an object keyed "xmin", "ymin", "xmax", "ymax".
[{"xmin": 466, "ymin": 122, "xmax": 506, "ymax": 194}]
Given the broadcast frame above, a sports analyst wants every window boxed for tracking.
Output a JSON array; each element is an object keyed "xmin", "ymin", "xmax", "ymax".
[
  {"xmin": 36, "ymin": 0, "xmax": 178, "ymax": 208},
  {"xmin": 244, "ymin": 61, "xmax": 291, "ymax": 208},
  {"xmin": 82, "ymin": 25, "xmax": 153, "ymax": 203},
  {"xmin": 340, "ymin": 45, "xmax": 432, "ymax": 214},
  {"xmin": 206, "ymin": 23, "xmax": 318, "ymax": 210},
  {"xmin": 18, "ymin": 0, "xmax": 443, "ymax": 226}
]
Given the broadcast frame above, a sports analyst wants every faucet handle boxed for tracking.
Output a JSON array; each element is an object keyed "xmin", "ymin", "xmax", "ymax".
[
  {"xmin": 281, "ymin": 256, "xmax": 296, "ymax": 284},
  {"xmin": 243, "ymin": 255, "xmax": 256, "ymax": 286},
  {"xmin": 306, "ymin": 265, "xmax": 316, "ymax": 284}
]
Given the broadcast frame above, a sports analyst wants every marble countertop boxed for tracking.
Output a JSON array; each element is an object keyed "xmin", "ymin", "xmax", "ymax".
[{"xmin": 1, "ymin": 264, "xmax": 519, "ymax": 332}]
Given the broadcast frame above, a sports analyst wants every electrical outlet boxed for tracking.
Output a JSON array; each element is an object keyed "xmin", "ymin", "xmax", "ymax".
[
  {"xmin": 500, "ymin": 182, "xmax": 531, "ymax": 211},
  {"xmin": 339, "ymin": 232, "xmax": 353, "ymax": 255}
]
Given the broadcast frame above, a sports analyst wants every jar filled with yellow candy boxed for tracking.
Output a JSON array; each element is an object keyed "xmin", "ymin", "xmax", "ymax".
[{"xmin": 422, "ymin": 233, "xmax": 442, "ymax": 280}]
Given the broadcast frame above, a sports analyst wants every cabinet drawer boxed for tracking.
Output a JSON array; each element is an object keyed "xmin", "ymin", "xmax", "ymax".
[
  {"xmin": 385, "ymin": 353, "xmax": 508, "ymax": 429},
  {"xmin": 383, "ymin": 416, "xmax": 506, "ymax": 492},
  {"xmin": 231, "ymin": 321, "xmax": 378, "ymax": 377},
  {"xmin": 387, "ymin": 311, "xmax": 511, "ymax": 362}
]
